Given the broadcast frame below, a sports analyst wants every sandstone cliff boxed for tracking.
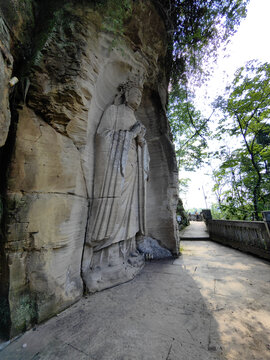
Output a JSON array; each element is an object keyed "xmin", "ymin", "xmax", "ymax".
[{"xmin": 0, "ymin": 0, "xmax": 179, "ymax": 338}]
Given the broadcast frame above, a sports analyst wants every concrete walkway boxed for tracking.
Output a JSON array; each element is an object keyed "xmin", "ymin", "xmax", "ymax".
[
  {"xmin": 1, "ymin": 241, "xmax": 270, "ymax": 360},
  {"xmin": 179, "ymin": 221, "xmax": 209, "ymax": 239}
]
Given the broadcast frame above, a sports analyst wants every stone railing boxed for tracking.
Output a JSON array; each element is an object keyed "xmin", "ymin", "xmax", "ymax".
[{"xmin": 206, "ymin": 219, "xmax": 270, "ymax": 260}]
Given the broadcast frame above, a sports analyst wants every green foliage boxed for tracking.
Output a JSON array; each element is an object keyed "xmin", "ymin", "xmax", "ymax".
[
  {"xmin": 168, "ymin": 83, "xmax": 211, "ymax": 182},
  {"xmin": 94, "ymin": 0, "xmax": 132, "ymax": 46},
  {"xmin": 164, "ymin": 0, "xmax": 249, "ymax": 194},
  {"xmin": 187, "ymin": 208, "xmax": 202, "ymax": 215},
  {"xmin": 153, "ymin": 0, "xmax": 249, "ymax": 84},
  {"xmin": 178, "ymin": 177, "xmax": 191, "ymax": 194},
  {"xmin": 210, "ymin": 202, "xmax": 251, "ymax": 220},
  {"xmin": 176, "ymin": 198, "xmax": 190, "ymax": 228},
  {"xmin": 210, "ymin": 204, "xmax": 223, "ymax": 220},
  {"xmin": 213, "ymin": 61, "xmax": 270, "ymax": 220},
  {"xmin": 12, "ymin": 294, "xmax": 37, "ymax": 333}
]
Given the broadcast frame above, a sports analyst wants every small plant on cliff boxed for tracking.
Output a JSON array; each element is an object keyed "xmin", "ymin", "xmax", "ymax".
[
  {"xmin": 93, "ymin": 0, "xmax": 132, "ymax": 48},
  {"xmin": 12, "ymin": 294, "xmax": 37, "ymax": 333},
  {"xmin": 96, "ymin": 0, "xmax": 132, "ymax": 34}
]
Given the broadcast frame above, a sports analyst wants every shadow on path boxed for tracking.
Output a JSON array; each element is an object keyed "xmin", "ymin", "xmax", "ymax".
[
  {"xmin": 0, "ymin": 258, "xmax": 222, "ymax": 360},
  {"xmin": 2, "ymin": 240, "xmax": 270, "ymax": 360}
]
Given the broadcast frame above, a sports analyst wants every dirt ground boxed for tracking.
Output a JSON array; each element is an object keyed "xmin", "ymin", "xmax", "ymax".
[{"xmin": 1, "ymin": 240, "xmax": 270, "ymax": 360}]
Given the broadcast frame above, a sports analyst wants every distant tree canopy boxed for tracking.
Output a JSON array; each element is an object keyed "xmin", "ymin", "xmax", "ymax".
[
  {"xmin": 212, "ymin": 61, "xmax": 270, "ymax": 220},
  {"xmin": 168, "ymin": 83, "xmax": 210, "ymax": 172},
  {"xmin": 161, "ymin": 0, "xmax": 249, "ymax": 183},
  {"xmin": 152, "ymin": 0, "xmax": 249, "ymax": 84}
]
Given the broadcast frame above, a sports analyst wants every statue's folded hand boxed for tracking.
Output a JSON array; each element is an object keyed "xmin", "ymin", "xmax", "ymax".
[
  {"xmin": 130, "ymin": 121, "xmax": 142, "ymax": 136},
  {"xmin": 137, "ymin": 134, "xmax": 145, "ymax": 147},
  {"xmin": 139, "ymin": 125, "xmax": 146, "ymax": 137}
]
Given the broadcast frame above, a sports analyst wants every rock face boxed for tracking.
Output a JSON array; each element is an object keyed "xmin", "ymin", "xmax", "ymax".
[
  {"xmin": 0, "ymin": 17, "xmax": 13, "ymax": 147},
  {"xmin": 0, "ymin": 1, "xmax": 179, "ymax": 338}
]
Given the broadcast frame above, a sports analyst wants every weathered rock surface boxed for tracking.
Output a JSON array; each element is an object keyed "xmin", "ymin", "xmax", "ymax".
[
  {"xmin": 6, "ymin": 107, "xmax": 88, "ymax": 336},
  {"xmin": 137, "ymin": 88, "xmax": 179, "ymax": 252},
  {"xmin": 0, "ymin": 0, "xmax": 179, "ymax": 338},
  {"xmin": 8, "ymin": 107, "xmax": 87, "ymax": 196},
  {"xmin": 0, "ymin": 17, "xmax": 13, "ymax": 147}
]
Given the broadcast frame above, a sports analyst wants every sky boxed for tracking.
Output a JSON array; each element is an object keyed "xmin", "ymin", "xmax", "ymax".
[{"xmin": 181, "ymin": 0, "xmax": 270, "ymax": 210}]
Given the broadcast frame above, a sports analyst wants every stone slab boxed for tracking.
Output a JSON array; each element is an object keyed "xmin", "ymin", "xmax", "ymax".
[{"xmin": 179, "ymin": 221, "xmax": 210, "ymax": 240}]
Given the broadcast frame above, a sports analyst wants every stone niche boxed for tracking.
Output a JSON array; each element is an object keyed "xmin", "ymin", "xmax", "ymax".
[{"xmin": 0, "ymin": 1, "xmax": 179, "ymax": 337}]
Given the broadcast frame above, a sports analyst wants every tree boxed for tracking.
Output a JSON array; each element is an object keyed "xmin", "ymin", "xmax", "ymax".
[
  {"xmin": 162, "ymin": 0, "xmax": 248, "ymax": 196},
  {"xmin": 212, "ymin": 150, "xmax": 255, "ymax": 219},
  {"xmin": 168, "ymin": 84, "xmax": 211, "ymax": 170},
  {"xmin": 153, "ymin": 0, "xmax": 249, "ymax": 84},
  {"xmin": 213, "ymin": 61, "xmax": 270, "ymax": 220}
]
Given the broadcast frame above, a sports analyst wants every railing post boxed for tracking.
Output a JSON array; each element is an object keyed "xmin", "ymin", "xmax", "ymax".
[
  {"xmin": 202, "ymin": 209, "xmax": 212, "ymax": 222},
  {"xmin": 201, "ymin": 210, "xmax": 212, "ymax": 235}
]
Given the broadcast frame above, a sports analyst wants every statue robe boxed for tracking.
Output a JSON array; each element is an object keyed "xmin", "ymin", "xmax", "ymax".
[{"xmin": 87, "ymin": 103, "xmax": 149, "ymax": 251}]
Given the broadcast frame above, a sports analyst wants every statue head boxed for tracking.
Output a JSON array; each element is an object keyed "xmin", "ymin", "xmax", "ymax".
[
  {"xmin": 125, "ymin": 86, "xmax": 142, "ymax": 110},
  {"xmin": 114, "ymin": 92, "xmax": 124, "ymax": 106}
]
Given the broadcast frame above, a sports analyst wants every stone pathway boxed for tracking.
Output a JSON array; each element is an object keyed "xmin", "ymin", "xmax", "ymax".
[
  {"xmin": 1, "ymin": 241, "xmax": 270, "ymax": 360},
  {"xmin": 179, "ymin": 221, "xmax": 210, "ymax": 239}
]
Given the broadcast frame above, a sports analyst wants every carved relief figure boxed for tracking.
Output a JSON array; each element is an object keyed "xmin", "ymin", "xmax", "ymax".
[{"xmin": 82, "ymin": 81, "xmax": 149, "ymax": 292}]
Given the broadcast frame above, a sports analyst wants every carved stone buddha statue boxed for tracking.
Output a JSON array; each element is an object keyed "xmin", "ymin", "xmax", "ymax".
[{"xmin": 82, "ymin": 82, "xmax": 149, "ymax": 292}]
